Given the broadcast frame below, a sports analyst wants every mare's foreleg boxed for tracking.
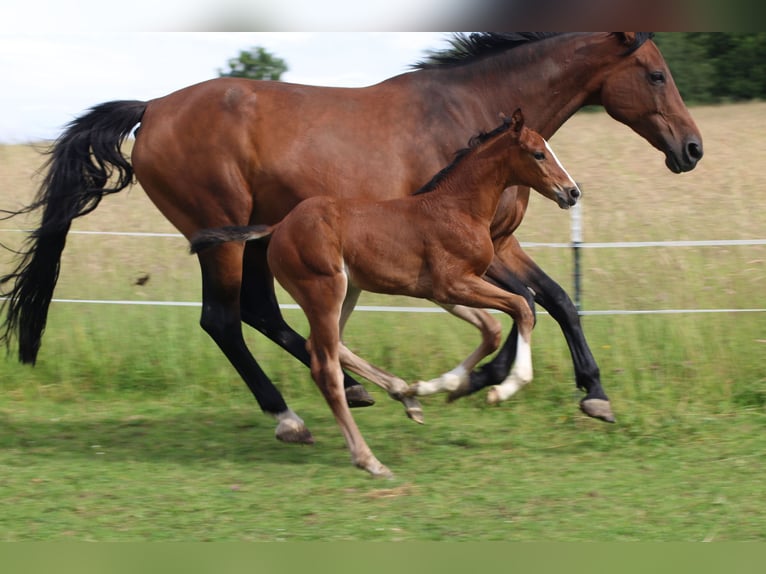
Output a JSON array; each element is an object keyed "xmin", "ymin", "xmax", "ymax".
[
  {"xmin": 197, "ymin": 245, "xmax": 313, "ymax": 444},
  {"xmin": 447, "ymin": 258, "xmax": 535, "ymax": 401},
  {"xmin": 471, "ymin": 238, "xmax": 614, "ymax": 422},
  {"xmin": 240, "ymin": 244, "xmax": 374, "ymax": 408},
  {"xmin": 407, "ymin": 303, "xmax": 503, "ymax": 397}
]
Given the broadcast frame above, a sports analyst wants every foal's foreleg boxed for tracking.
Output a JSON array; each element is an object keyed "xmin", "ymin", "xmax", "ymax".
[
  {"xmin": 435, "ymin": 275, "xmax": 536, "ymax": 406},
  {"xmin": 301, "ymin": 277, "xmax": 392, "ymax": 477},
  {"xmin": 408, "ymin": 303, "xmax": 502, "ymax": 397}
]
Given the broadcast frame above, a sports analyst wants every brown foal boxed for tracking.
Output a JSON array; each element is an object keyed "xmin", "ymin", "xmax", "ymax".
[{"xmin": 191, "ymin": 110, "xmax": 579, "ymax": 477}]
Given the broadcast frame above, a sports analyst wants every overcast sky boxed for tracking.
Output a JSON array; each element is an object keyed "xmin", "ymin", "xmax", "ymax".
[{"xmin": 0, "ymin": 32, "xmax": 451, "ymax": 143}]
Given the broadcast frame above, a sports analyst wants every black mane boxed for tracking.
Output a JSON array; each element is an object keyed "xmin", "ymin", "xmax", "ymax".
[
  {"xmin": 413, "ymin": 118, "xmax": 514, "ymax": 196},
  {"xmin": 413, "ymin": 32, "xmax": 654, "ymax": 70}
]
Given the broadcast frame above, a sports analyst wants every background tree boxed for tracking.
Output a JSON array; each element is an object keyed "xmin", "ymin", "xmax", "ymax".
[
  {"xmin": 219, "ymin": 46, "xmax": 288, "ymax": 81},
  {"xmin": 655, "ymin": 32, "xmax": 766, "ymax": 104}
]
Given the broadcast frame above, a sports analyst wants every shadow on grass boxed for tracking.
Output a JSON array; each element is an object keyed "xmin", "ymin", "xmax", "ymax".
[{"xmin": 0, "ymin": 406, "xmax": 345, "ymax": 470}]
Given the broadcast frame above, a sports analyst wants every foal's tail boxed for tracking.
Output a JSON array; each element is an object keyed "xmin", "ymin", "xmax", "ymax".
[
  {"xmin": 0, "ymin": 100, "xmax": 147, "ymax": 364},
  {"xmin": 189, "ymin": 225, "xmax": 274, "ymax": 254}
]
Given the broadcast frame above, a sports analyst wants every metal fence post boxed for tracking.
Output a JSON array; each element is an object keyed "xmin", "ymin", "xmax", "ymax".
[{"xmin": 571, "ymin": 191, "xmax": 583, "ymax": 313}]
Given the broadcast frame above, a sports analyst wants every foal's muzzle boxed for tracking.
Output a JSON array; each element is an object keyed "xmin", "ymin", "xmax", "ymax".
[{"xmin": 556, "ymin": 185, "xmax": 581, "ymax": 209}]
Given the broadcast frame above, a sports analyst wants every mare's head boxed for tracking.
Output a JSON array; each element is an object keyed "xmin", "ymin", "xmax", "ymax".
[
  {"xmin": 599, "ymin": 32, "xmax": 703, "ymax": 174},
  {"xmin": 506, "ymin": 109, "xmax": 580, "ymax": 210}
]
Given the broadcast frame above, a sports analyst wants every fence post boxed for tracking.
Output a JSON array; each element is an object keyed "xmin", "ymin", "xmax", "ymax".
[{"xmin": 571, "ymin": 192, "xmax": 583, "ymax": 313}]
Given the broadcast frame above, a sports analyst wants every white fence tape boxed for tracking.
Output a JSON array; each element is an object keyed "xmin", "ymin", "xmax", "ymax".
[
  {"xmin": 2, "ymin": 229, "xmax": 766, "ymax": 249},
  {"xmin": 0, "ymin": 298, "xmax": 758, "ymax": 316},
  {"xmin": 2, "ymin": 229, "xmax": 765, "ymax": 316}
]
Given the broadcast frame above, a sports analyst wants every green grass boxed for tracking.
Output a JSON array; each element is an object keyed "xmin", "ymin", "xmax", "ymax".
[
  {"xmin": 1, "ymin": 307, "xmax": 764, "ymax": 541},
  {"xmin": 1, "ymin": 102, "xmax": 766, "ymax": 540},
  {"xmin": 1, "ymin": 388, "xmax": 764, "ymax": 541}
]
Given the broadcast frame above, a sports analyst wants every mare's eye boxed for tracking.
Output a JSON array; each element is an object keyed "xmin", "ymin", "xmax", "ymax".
[
  {"xmin": 533, "ymin": 151, "xmax": 545, "ymax": 160},
  {"xmin": 649, "ymin": 71, "xmax": 666, "ymax": 85}
]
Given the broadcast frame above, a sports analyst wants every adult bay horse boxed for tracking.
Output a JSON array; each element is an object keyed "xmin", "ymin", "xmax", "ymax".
[
  {"xmin": 0, "ymin": 33, "xmax": 702, "ymax": 443},
  {"xmin": 191, "ymin": 110, "xmax": 580, "ymax": 476}
]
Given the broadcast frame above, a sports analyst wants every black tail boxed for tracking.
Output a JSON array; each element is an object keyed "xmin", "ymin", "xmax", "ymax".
[
  {"xmin": 0, "ymin": 100, "xmax": 147, "ymax": 364},
  {"xmin": 190, "ymin": 225, "xmax": 274, "ymax": 254}
]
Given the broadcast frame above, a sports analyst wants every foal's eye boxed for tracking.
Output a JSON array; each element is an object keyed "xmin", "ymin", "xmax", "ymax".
[
  {"xmin": 649, "ymin": 71, "xmax": 666, "ymax": 85},
  {"xmin": 533, "ymin": 151, "xmax": 545, "ymax": 161}
]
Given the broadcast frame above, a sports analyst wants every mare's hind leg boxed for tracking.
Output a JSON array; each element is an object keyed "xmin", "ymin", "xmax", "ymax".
[
  {"xmin": 197, "ymin": 243, "xmax": 313, "ymax": 444},
  {"xmin": 240, "ymin": 243, "xmax": 374, "ymax": 408},
  {"xmin": 408, "ymin": 303, "xmax": 503, "ymax": 397}
]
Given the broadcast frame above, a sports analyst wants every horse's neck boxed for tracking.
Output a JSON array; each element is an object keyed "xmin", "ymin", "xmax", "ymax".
[
  {"xmin": 428, "ymin": 141, "xmax": 516, "ymax": 224},
  {"xmin": 429, "ymin": 33, "xmax": 615, "ymax": 139}
]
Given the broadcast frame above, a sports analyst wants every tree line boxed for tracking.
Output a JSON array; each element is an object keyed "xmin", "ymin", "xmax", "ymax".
[{"xmin": 654, "ymin": 32, "xmax": 766, "ymax": 103}]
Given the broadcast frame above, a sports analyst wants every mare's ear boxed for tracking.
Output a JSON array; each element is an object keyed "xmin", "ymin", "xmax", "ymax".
[
  {"xmin": 617, "ymin": 32, "xmax": 637, "ymax": 46},
  {"xmin": 510, "ymin": 108, "xmax": 524, "ymax": 133}
]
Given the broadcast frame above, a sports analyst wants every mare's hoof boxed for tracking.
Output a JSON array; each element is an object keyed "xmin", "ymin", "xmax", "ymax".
[
  {"xmin": 345, "ymin": 384, "xmax": 375, "ymax": 408},
  {"xmin": 275, "ymin": 423, "xmax": 315, "ymax": 445},
  {"xmin": 580, "ymin": 398, "xmax": 616, "ymax": 423}
]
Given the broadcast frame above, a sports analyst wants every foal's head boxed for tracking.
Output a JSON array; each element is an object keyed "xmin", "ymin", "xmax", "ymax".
[{"xmin": 506, "ymin": 109, "xmax": 580, "ymax": 209}]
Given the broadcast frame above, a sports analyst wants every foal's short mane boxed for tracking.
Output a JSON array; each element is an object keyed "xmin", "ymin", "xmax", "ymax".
[
  {"xmin": 413, "ymin": 32, "xmax": 655, "ymax": 70},
  {"xmin": 413, "ymin": 118, "xmax": 513, "ymax": 196}
]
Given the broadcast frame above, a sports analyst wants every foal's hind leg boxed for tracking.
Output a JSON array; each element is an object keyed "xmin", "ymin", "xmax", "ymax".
[
  {"xmin": 240, "ymin": 243, "xmax": 374, "ymax": 408},
  {"xmin": 338, "ymin": 344, "xmax": 424, "ymax": 424},
  {"xmin": 197, "ymin": 244, "xmax": 313, "ymax": 444},
  {"xmin": 338, "ymin": 285, "xmax": 423, "ymax": 423},
  {"xmin": 408, "ymin": 303, "xmax": 502, "ymax": 397}
]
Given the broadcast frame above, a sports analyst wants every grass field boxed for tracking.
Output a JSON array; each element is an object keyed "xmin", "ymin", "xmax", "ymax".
[{"xmin": 0, "ymin": 102, "xmax": 765, "ymax": 541}]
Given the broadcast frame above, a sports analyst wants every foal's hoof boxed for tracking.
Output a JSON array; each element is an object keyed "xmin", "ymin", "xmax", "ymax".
[
  {"xmin": 403, "ymin": 396, "xmax": 425, "ymax": 425},
  {"xmin": 345, "ymin": 384, "xmax": 375, "ymax": 408},
  {"xmin": 580, "ymin": 398, "xmax": 616, "ymax": 423},
  {"xmin": 406, "ymin": 406, "xmax": 425, "ymax": 425},
  {"xmin": 486, "ymin": 386, "xmax": 502, "ymax": 405},
  {"xmin": 275, "ymin": 421, "xmax": 315, "ymax": 444},
  {"xmin": 362, "ymin": 461, "xmax": 394, "ymax": 479}
]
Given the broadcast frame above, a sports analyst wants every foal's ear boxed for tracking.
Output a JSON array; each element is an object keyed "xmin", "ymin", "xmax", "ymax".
[{"xmin": 509, "ymin": 108, "xmax": 524, "ymax": 133}]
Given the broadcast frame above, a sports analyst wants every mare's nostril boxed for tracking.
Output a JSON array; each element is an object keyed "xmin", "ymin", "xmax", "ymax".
[
  {"xmin": 569, "ymin": 187, "xmax": 581, "ymax": 200},
  {"xmin": 686, "ymin": 140, "xmax": 703, "ymax": 161}
]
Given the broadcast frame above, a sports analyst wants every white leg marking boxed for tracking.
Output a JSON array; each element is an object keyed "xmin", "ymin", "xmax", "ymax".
[
  {"xmin": 413, "ymin": 365, "xmax": 468, "ymax": 395},
  {"xmin": 488, "ymin": 333, "xmax": 533, "ymax": 404},
  {"xmin": 410, "ymin": 304, "xmax": 500, "ymax": 397},
  {"xmin": 273, "ymin": 409, "xmax": 306, "ymax": 432}
]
